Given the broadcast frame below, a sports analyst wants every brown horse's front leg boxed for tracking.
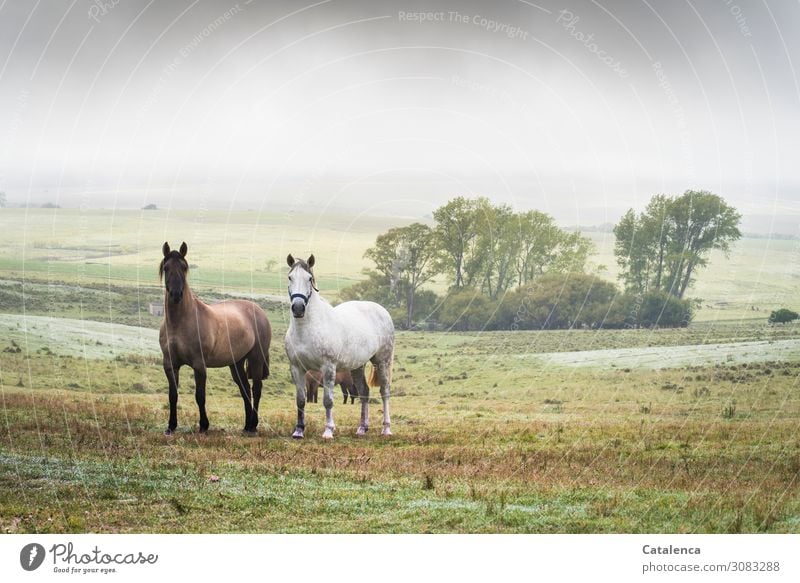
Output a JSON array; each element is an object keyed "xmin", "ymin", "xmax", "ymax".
[
  {"xmin": 194, "ymin": 367, "xmax": 209, "ymax": 432},
  {"xmin": 164, "ymin": 363, "xmax": 180, "ymax": 435}
]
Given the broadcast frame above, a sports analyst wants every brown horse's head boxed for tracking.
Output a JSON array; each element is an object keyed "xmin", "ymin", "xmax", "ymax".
[{"xmin": 159, "ymin": 242, "xmax": 189, "ymax": 304}]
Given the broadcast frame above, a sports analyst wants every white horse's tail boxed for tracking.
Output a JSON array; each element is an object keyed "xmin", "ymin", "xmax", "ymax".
[
  {"xmin": 367, "ymin": 364, "xmax": 379, "ymax": 388},
  {"xmin": 366, "ymin": 360, "xmax": 389, "ymax": 388}
]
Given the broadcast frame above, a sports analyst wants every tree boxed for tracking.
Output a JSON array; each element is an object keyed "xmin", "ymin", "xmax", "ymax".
[
  {"xmin": 434, "ymin": 198, "xmax": 595, "ymax": 299},
  {"xmin": 614, "ymin": 190, "xmax": 741, "ymax": 298},
  {"xmin": 432, "ymin": 197, "xmax": 482, "ymax": 288},
  {"xmin": 364, "ymin": 223, "xmax": 439, "ymax": 328},
  {"xmin": 664, "ymin": 191, "xmax": 741, "ymax": 298},
  {"xmin": 142, "ymin": 203, "xmax": 158, "ymax": 210},
  {"xmin": 471, "ymin": 200, "xmax": 518, "ymax": 299},
  {"xmin": 339, "ymin": 271, "xmax": 393, "ymax": 304},
  {"xmin": 768, "ymin": 308, "xmax": 799, "ymax": 325},
  {"xmin": 643, "ymin": 195, "xmax": 673, "ymax": 293},
  {"xmin": 613, "ymin": 209, "xmax": 647, "ymax": 294},
  {"xmin": 549, "ymin": 230, "xmax": 594, "ymax": 274},
  {"xmin": 516, "ymin": 210, "xmax": 562, "ymax": 284},
  {"xmin": 614, "ymin": 195, "xmax": 676, "ymax": 295}
]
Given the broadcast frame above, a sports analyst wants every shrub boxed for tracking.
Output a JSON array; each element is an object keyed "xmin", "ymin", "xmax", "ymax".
[
  {"xmin": 495, "ymin": 273, "xmax": 621, "ymax": 330},
  {"xmin": 438, "ymin": 287, "xmax": 495, "ymax": 331},
  {"xmin": 768, "ymin": 308, "xmax": 799, "ymax": 325},
  {"xmin": 637, "ymin": 290, "xmax": 693, "ymax": 328}
]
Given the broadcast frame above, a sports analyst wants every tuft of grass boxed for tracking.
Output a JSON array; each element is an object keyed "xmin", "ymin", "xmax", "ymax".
[{"xmin": 722, "ymin": 401, "xmax": 737, "ymax": 419}]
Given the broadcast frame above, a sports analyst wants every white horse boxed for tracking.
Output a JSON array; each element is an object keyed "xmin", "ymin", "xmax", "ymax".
[{"xmin": 284, "ymin": 254, "xmax": 395, "ymax": 440}]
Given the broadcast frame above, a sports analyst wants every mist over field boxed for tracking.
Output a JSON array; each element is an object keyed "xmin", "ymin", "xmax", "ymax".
[{"xmin": 0, "ymin": 0, "xmax": 798, "ymax": 235}]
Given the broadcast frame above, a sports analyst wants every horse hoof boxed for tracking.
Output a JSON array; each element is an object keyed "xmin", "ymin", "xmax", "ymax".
[
  {"xmin": 381, "ymin": 426, "xmax": 393, "ymax": 437},
  {"xmin": 292, "ymin": 429, "xmax": 304, "ymax": 439},
  {"xmin": 322, "ymin": 427, "xmax": 334, "ymax": 440},
  {"xmin": 243, "ymin": 428, "xmax": 258, "ymax": 436},
  {"xmin": 164, "ymin": 429, "xmax": 175, "ymax": 437},
  {"xmin": 356, "ymin": 426, "xmax": 368, "ymax": 437}
]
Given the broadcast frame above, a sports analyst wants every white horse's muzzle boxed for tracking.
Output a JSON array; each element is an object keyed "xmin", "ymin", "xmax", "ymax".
[{"xmin": 290, "ymin": 293, "xmax": 308, "ymax": 318}]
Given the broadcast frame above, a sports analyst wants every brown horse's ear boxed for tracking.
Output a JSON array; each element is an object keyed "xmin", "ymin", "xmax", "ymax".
[
  {"xmin": 162, "ymin": 242, "xmax": 170, "ymax": 257},
  {"xmin": 179, "ymin": 242, "xmax": 188, "ymax": 257},
  {"xmin": 287, "ymin": 254, "xmax": 295, "ymax": 267},
  {"xmin": 307, "ymin": 254, "xmax": 315, "ymax": 269}
]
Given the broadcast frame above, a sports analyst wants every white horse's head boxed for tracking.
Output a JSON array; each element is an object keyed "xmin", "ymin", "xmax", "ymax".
[{"xmin": 286, "ymin": 253, "xmax": 317, "ymax": 318}]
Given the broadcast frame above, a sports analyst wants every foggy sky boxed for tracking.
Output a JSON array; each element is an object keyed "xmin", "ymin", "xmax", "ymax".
[{"xmin": 1, "ymin": 0, "xmax": 799, "ymax": 231}]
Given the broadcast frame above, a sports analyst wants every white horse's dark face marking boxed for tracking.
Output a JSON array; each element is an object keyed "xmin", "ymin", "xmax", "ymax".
[{"xmin": 287, "ymin": 258, "xmax": 315, "ymax": 318}]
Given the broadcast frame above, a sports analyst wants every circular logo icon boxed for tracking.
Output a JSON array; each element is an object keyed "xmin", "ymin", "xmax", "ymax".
[{"xmin": 20, "ymin": 543, "xmax": 46, "ymax": 571}]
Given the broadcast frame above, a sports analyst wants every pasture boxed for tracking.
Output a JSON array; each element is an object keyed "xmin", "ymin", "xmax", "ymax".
[{"xmin": 0, "ymin": 209, "xmax": 799, "ymax": 533}]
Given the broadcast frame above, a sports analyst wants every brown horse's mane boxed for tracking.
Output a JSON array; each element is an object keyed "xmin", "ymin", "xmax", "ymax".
[{"xmin": 158, "ymin": 251, "xmax": 189, "ymax": 282}]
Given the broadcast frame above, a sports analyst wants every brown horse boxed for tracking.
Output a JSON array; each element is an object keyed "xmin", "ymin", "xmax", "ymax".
[
  {"xmin": 158, "ymin": 242, "xmax": 271, "ymax": 435},
  {"xmin": 305, "ymin": 370, "xmax": 358, "ymax": 404}
]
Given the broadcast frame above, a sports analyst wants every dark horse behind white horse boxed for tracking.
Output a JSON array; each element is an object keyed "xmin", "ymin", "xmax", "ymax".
[
  {"xmin": 159, "ymin": 242, "xmax": 271, "ymax": 435},
  {"xmin": 284, "ymin": 254, "xmax": 394, "ymax": 440},
  {"xmin": 305, "ymin": 369, "xmax": 358, "ymax": 404}
]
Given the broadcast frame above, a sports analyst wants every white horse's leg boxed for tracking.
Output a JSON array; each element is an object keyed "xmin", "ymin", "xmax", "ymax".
[
  {"xmin": 290, "ymin": 364, "xmax": 306, "ymax": 439},
  {"xmin": 321, "ymin": 365, "xmax": 336, "ymax": 440},
  {"xmin": 377, "ymin": 358, "xmax": 392, "ymax": 436},
  {"xmin": 352, "ymin": 366, "xmax": 369, "ymax": 436}
]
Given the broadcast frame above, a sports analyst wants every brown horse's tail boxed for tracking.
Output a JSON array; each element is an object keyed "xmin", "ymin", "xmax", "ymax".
[
  {"xmin": 247, "ymin": 350, "xmax": 270, "ymax": 380},
  {"xmin": 247, "ymin": 310, "xmax": 271, "ymax": 380}
]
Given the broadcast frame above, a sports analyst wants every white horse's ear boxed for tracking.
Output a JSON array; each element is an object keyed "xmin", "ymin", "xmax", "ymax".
[
  {"xmin": 287, "ymin": 254, "xmax": 295, "ymax": 267},
  {"xmin": 307, "ymin": 254, "xmax": 315, "ymax": 268},
  {"xmin": 179, "ymin": 242, "xmax": 188, "ymax": 257},
  {"xmin": 162, "ymin": 242, "xmax": 170, "ymax": 257}
]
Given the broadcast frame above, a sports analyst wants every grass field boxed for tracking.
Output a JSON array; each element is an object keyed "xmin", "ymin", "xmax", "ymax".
[
  {"xmin": 1, "ymin": 311, "xmax": 799, "ymax": 533},
  {"xmin": 1, "ymin": 209, "xmax": 798, "ymax": 321},
  {"xmin": 0, "ymin": 208, "xmax": 403, "ymax": 295},
  {"xmin": 1, "ymin": 209, "xmax": 799, "ymax": 533}
]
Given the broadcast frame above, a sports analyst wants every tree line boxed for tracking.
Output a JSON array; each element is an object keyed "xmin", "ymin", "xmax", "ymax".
[
  {"xmin": 613, "ymin": 190, "xmax": 741, "ymax": 298},
  {"xmin": 341, "ymin": 191, "xmax": 741, "ymax": 331},
  {"xmin": 342, "ymin": 196, "xmax": 594, "ymax": 328}
]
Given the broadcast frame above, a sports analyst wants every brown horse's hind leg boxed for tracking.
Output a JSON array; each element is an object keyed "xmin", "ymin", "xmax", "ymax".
[
  {"xmin": 248, "ymin": 357, "xmax": 263, "ymax": 425},
  {"xmin": 230, "ymin": 359, "xmax": 256, "ymax": 433},
  {"xmin": 194, "ymin": 367, "xmax": 209, "ymax": 432},
  {"xmin": 306, "ymin": 377, "xmax": 319, "ymax": 403},
  {"xmin": 343, "ymin": 381, "xmax": 357, "ymax": 404},
  {"xmin": 352, "ymin": 366, "xmax": 369, "ymax": 436}
]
